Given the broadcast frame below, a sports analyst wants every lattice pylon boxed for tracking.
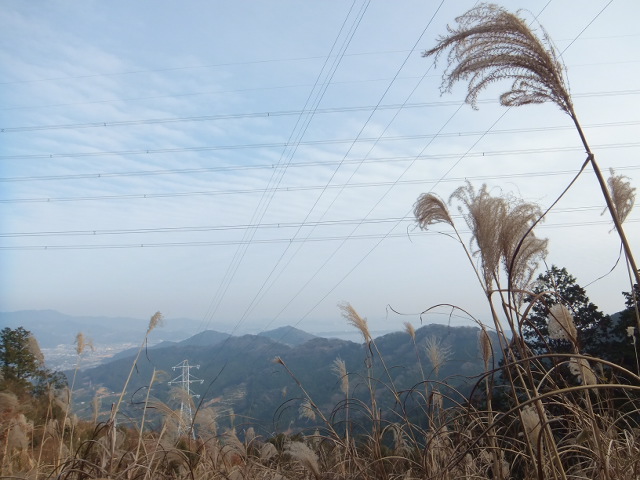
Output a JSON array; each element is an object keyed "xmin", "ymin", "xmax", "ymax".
[{"xmin": 168, "ymin": 359, "xmax": 204, "ymax": 438}]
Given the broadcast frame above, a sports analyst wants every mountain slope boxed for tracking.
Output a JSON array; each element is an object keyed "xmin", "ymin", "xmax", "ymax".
[
  {"xmin": 70, "ymin": 323, "xmax": 500, "ymax": 432},
  {"xmin": 258, "ymin": 326, "xmax": 317, "ymax": 346}
]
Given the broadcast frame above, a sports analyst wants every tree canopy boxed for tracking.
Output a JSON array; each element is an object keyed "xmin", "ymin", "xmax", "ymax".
[
  {"xmin": 522, "ymin": 266, "xmax": 611, "ymax": 357},
  {"xmin": 0, "ymin": 326, "xmax": 66, "ymax": 394}
]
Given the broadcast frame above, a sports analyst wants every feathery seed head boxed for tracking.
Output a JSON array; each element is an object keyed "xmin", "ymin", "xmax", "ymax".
[
  {"xmin": 627, "ymin": 326, "xmax": 636, "ymax": 340},
  {"xmin": 298, "ymin": 399, "xmax": 317, "ymax": 422},
  {"xmin": 0, "ymin": 392, "xmax": 19, "ymax": 413},
  {"xmin": 285, "ymin": 441, "xmax": 321, "ymax": 479},
  {"xmin": 340, "ymin": 302, "xmax": 371, "ymax": 343},
  {"xmin": 260, "ymin": 442, "xmax": 278, "ymax": 461},
  {"xmin": 27, "ymin": 334, "xmax": 44, "ymax": 365},
  {"xmin": 450, "ymin": 182, "xmax": 506, "ymax": 288},
  {"xmin": 569, "ymin": 357, "xmax": 597, "ymax": 386},
  {"xmin": 75, "ymin": 332, "xmax": 94, "ymax": 355},
  {"xmin": 547, "ymin": 304, "xmax": 577, "ymax": 344},
  {"xmin": 331, "ymin": 357, "xmax": 349, "ymax": 395},
  {"xmin": 424, "ymin": 336, "xmax": 451, "ymax": 376},
  {"xmin": 423, "ymin": 3, "xmax": 573, "ymax": 115},
  {"xmin": 404, "ymin": 321, "xmax": 416, "ymax": 340},
  {"xmin": 414, "ymin": 193, "xmax": 454, "ymax": 229},
  {"xmin": 147, "ymin": 311, "xmax": 164, "ymax": 334},
  {"xmin": 431, "ymin": 389, "xmax": 444, "ymax": 410},
  {"xmin": 478, "ymin": 328, "xmax": 493, "ymax": 370},
  {"xmin": 521, "ymin": 405, "xmax": 542, "ymax": 450},
  {"xmin": 604, "ymin": 168, "xmax": 636, "ymax": 225},
  {"xmin": 449, "ymin": 182, "xmax": 547, "ymax": 293},
  {"xmin": 75, "ymin": 332, "xmax": 86, "ymax": 355}
]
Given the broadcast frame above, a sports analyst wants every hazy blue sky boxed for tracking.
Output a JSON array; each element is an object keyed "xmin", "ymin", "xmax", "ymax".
[{"xmin": 1, "ymin": 1, "xmax": 638, "ymax": 338}]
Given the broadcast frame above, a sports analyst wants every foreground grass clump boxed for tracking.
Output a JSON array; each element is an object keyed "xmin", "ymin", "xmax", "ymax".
[{"xmin": 3, "ymin": 311, "xmax": 640, "ymax": 479}]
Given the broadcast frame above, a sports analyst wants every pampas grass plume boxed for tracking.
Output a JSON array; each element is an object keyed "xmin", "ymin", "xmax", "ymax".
[
  {"xmin": 285, "ymin": 441, "xmax": 321, "ymax": 480},
  {"xmin": 299, "ymin": 399, "xmax": 317, "ymax": 422},
  {"xmin": 147, "ymin": 311, "xmax": 164, "ymax": 334},
  {"xmin": 605, "ymin": 168, "xmax": 636, "ymax": 224},
  {"xmin": 547, "ymin": 304, "xmax": 577, "ymax": 344},
  {"xmin": 331, "ymin": 357, "xmax": 349, "ymax": 395},
  {"xmin": 340, "ymin": 302, "xmax": 371, "ymax": 343},
  {"xmin": 424, "ymin": 336, "xmax": 451, "ymax": 376},
  {"xmin": 478, "ymin": 328, "xmax": 493, "ymax": 370},
  {"xmin": 414, "ymin": 193, "xmax": 454, "ymax": 228},
  {"xmin": 404, "ymin": 322, "xmax": 416, "ymax": 341},
  {"xmin": 521, "ymin": 405, "xmax": 542, "ymax": 451},
  {"xmin": 569, "ymin": 357, "xmax": 597, "ymax": 386}
]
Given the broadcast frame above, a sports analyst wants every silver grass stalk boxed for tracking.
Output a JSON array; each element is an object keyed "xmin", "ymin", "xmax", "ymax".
[
  {"xmin": 404, "ymin": 321, "xmax": 416, "ymax": 341},
  {"xmin": 478, "ymin": 327, "xmax": 493, "ymax": 370},
  {"xmin": 604, "ymin": 168, "xmax": 636, "ymax": 225},
  {"xmin": 423, "ymin": 4, "xmax": 572, "ymax": 113},
  {"xmin": 414, "ymin": 193, "xmax": 454, "ymax": 228},
  {"xmin": 521, "ymin": 404, "xmax": 542, "ymax": 452},
  {"xmin": 112, "ymin": 311, "xmax": 164, "ymax": 432},
  {"xmin": 547, "ymin": 304, "xmax": 577, "ymax": 344},
  {"xmin": 424, "ymin": 336, "xmax": 451, "ymax": 377},
  {"xmin": 340, "ymin": 302, "xmax": 371, "ymax": 344},
  {"xmin": 285, "ymin": 441, "xmax": 321, "ymax": 480},
  {"xmin": 450, "ymin": 182, "xmax": 506, "ymax": 289},
  {"xmin": 424, "ymin": 2, "xmax": 640, "ymax": 286},
  {"xmin": 299, "ymin": 399, "xmax": 317, "ymax": 422},
  {"xmin": 27, "ymin": 334, "xmax": 45, "ymax": 366},
  {"xmin": 147, "ymin": 311, "xmax": 164, "ymax": 334},
  {"xmin": 569, "ymin": 357, "xmax": 597, "ymax": 386},
  {"xmin": 331, "ymin": 357, "xmax": 349, "ymax": 396}
]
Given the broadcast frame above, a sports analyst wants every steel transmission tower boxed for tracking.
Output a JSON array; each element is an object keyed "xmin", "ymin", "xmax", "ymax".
[{"xmin": 168, "ymin": 360, "xmax": 204, "ymax": 437}]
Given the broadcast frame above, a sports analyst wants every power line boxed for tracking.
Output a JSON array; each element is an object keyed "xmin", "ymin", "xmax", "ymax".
[
  {"xmin": 0, "ymin": 205, "xmax": 618, "ymax": 238},
  {"xmin": 2, "ymin": 133, "xmax": 638, "ymax": 184},
  {"xmin": 197, "ymin": 0, "xmax": 371, "ymax": 335},
  {"xmin": 2, "ymin": 153, "xmax": 638, "ymax": 206},
  {"xmin": 1, "ymin": 137, "xmax": 638, "ymax": 163},
  {"xmin": 0, "ymin": 49, "xmax": 409, "ymax": 86},
  {"xmin": 2, "ymin": 31, "xmax": 636, "ymax": 87},
  {"xmin": 257, "ymin": 0, "xmax": 620, "ymax": 335},
  {"xmin": 2, "ymin": 89, "xmax": 639, "ymax": 133},
  {"xmin": 1, "ymin": 218, "xmax": 635, "ymax": 250}
]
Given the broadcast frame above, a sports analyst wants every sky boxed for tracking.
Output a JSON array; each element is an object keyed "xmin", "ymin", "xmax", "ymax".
[{"xmin": 1, "ymin": 0, "xmax": 639, "ymax": 339}]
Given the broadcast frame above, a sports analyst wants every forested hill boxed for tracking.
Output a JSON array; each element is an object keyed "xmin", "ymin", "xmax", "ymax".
[{"xmin": 70, "ymin": 323, "xmax": 500, "ymax": 432}]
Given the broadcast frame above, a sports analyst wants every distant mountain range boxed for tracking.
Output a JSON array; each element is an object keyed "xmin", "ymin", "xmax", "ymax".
[
  {"xmin": 2, "ymin": 309, "xmax": 503, "ymax": 432},
  {"xmin": 110, "ymin": 326, "xmax": 315, "ymax": 361},
  {"xmin": 68, "ymin": 323, "xmax": 500, "ymax": 433}
]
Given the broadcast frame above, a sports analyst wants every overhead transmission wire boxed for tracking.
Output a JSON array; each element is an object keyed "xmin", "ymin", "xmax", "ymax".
[
  {"xmin": 1, "ymin": 29, "xmax": 635, "ymax": 88},
  {"xmin": 1, "ymin": 204, "xmax": 626, "ymax": 239},
  {"xmin": 2, "ymin": 88, "xmax": 639, "ymax": 133},
  {"xmin": 198, "ymin": 0, "xmax": 370, "ymax": 334},
  {"xmin": 267, "ymin": 0, "xmax": 622, "ymax": 339},
  {"xmin": 5, "ymin": 161, "xmax": 640, "ymax": 205},
  {"xmin": 190, "ymin": 0, "xmax": 373, "ymax": 407},
  {"xmin": 1, "ymin": 218, "xmax": 635, "ymax": 251},
  {"xmin": 1, "ymin": 120, "xmax": 638, "ymax": 184},
  {"xmin": 0, "ymin": 49, "xmax": 409, "ymax": 87},
  {"xmin": 255, "ymin": 0, "xmax": 553, "ymax": 340},
  {"xmin": 230, "ymin": 0, "xmax": 472, "ymax": 333},
  {"xmin": 196, "ymin": 0, "xmax": 360, "ymax": 332},
  {"xmin": 3, "ymin": 116, "xmax": 638, "ymax": 161},
  {"xmin": 218, "ymin": 0, "xmax": 545, "ymax": 349},
  {"xmin": 2, "ymin": 31, "xmax": 636, "ymax": 102},
  {"xmin": 0, "ymin": 143, "xmax": 640, "ymax": 186}
]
